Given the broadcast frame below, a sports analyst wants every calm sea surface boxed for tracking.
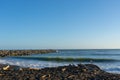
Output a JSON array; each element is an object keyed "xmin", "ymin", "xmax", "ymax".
[{"xmin": 0, "ymin": 49, "xmax": 120, "ymax": 73}]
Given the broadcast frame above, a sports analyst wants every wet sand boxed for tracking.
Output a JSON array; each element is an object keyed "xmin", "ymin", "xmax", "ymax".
[{"xmin": 0, "ymin": 64, "xmax": 119, "ymax": 80}]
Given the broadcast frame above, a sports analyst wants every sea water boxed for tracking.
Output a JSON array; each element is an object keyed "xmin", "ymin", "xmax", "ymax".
[{"xmin": 0, "ymin": 49, "xmax": 120, "ymax": 73}]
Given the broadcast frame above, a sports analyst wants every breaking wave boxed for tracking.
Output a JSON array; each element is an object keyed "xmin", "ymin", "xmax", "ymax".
[{"xmin": 11, "ymin": 56, "xmax": 119, "ymax": 62}]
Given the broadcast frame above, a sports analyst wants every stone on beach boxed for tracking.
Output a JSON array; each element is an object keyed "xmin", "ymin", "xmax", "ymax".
[
  {"xmin": 3, "ymin": 65, "xmax": 10, "ymax": 70},
  {"xmin": 0, "ymin": 64, "xmax": 119, "ymax": 80}
]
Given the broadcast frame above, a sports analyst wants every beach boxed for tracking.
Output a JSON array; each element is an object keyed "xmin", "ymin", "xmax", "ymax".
[
  {"xmin": 0, "ymin": 49, "xmax": 120, "ymax": 80},
  {"xmin": 0, "ymin": 63, "xmax": 120, "ymax": 80}
]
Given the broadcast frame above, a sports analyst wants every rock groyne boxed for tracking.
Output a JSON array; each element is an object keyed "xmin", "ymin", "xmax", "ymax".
[{"xmin": 0, "ymin": 50, "xmax": 56, "ymax": 57}]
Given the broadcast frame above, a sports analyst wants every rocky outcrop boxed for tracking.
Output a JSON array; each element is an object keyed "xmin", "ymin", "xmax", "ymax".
[
  {"xmin": 0, "ymin": 50, "xmax": 56, "ymax": 57},
  {"xmin": 0, "ymin": 64, "xmax": 119, "ymax": 80}
]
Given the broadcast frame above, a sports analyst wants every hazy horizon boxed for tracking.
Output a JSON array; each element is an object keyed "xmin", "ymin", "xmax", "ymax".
[{"xmin": 0, "ymin": 0, "xmax": 120, "ymax": 49}]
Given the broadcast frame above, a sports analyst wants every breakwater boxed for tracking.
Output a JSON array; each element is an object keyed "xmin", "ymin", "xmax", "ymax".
[{"xmin": 0, "ymin": 50, "xmax": 56, "ymax": 57}]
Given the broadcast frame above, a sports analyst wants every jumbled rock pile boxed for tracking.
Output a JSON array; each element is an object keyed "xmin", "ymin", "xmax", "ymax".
[
  {"xmin": 0, "ymin": 50, "xmax": 56, "ymax": 57},
  {"xmin": 0, "ymin": 64, "xmax": 119, "ymax": 80}
]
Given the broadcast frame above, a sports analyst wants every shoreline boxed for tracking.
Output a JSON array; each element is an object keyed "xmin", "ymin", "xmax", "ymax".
[
  {"xmin": 0, "ymin": 49, "xmax": 56, "ymax": 57},
  {"xmin": 0, "ymin": 50, "xmax": 120, "ymax": 79},
  {"xmin": 0, "ymin": 64, "xmax": 119, "ymax": 80}
]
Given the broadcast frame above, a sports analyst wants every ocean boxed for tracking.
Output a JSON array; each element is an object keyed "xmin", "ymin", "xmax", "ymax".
[{"xmin": 0, "ymin": 49, "xmax": 120, "ymax": 74}]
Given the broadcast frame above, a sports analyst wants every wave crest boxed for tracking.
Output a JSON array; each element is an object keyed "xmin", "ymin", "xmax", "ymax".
[{"xmin": 12, "ymin": 56, "xmax": 118, "ymax": 62}]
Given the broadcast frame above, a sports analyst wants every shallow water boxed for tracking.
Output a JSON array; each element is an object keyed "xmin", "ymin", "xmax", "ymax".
[{"xmin": 0, "ymin": 49, "xmax": 120, "ymax": 73}]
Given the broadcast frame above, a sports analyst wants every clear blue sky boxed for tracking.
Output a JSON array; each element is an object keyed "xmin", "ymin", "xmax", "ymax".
[{"xmin": 0, "ymin": 0, "xmax": 120, "ymax": 49}]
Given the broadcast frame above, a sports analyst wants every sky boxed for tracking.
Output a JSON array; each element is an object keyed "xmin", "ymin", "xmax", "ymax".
[{"xmin": 0, "ymin": 0, "xmax": 120, "ymax": 49}]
